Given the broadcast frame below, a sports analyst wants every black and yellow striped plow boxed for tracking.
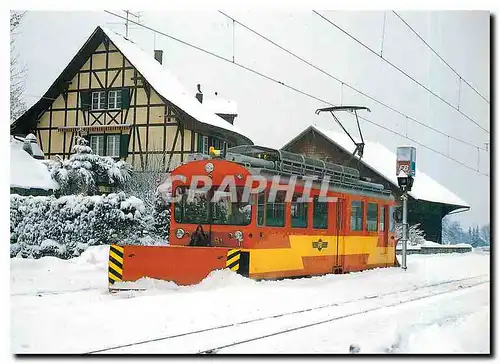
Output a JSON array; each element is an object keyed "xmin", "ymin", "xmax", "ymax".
[
  {"xmin": 108, "ymin": 245, "xmax": 124, "ymax": 285},
  {"xmin": 226, "ymin": 249, "xmax": 241, "ymax": 272}
]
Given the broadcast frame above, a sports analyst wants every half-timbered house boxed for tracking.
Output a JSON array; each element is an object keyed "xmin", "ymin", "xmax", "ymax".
[{"xmin": 10, "ymin": 26, "xmax": 252, "ymax": 172}]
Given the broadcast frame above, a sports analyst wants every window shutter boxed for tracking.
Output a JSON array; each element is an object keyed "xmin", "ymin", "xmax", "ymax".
[
  {"xmin": 104, "ymin": 90, "xmax": 109, "ymax": 110},
  {"xmin": 119, "ymin": 134, "xmax": 129, "ymax": 159},
  {"xmin": 80, "ymin": 91, "xmax": 90, "ymax": 111},
  {"xmin": 121, "ymin": 88, "xmax": 130, "ymax": 109},
  {"xmin": 197, "ymin": 133, "xmax": 203, "ymax": 152}
]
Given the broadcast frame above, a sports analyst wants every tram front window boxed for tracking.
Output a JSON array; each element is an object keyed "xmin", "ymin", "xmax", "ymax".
[{"xmin": 174, "ymin": 186, "xmax": 252, "ymax": 226}]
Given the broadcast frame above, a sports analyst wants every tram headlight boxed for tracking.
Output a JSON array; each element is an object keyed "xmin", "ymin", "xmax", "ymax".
[
  {"xmin": 176, "ymin": 228, "xmax": 185, "ymax": 239},
  {"xmin": 234, "ymin": 230, "xmax": 243, "ymax": 241},
  {"xmin": 204, "ymin": 162, "xmax": 214, "ymax": 173}
]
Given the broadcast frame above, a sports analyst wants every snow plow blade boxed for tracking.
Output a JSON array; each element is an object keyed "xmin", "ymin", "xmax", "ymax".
[{"xmin": 108, "ymin": 244, "xmax": 244, "ymax": 289}]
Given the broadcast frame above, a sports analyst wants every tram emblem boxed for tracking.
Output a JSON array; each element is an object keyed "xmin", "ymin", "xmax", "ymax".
[{"xmin": 312, "ymin": 239, "xmax": 328, "ymax": 251}]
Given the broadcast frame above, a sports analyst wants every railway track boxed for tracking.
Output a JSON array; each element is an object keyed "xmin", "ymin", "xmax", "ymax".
[
  {"xmin": 11, "ymin": 287, "xmax": 100, "ymax": 297},
  {"xmin": 86, "ymin": 274, "xmax": 489, "ymax": 354}
]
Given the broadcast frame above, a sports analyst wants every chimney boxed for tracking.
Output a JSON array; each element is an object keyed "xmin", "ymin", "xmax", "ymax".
[
  {"xmin": 154, "ymin": 49, "xmax": 163, "ymax": 64},
  {"xmin": 22, "ymin": 133, "xmax": 37, "ymax": 156},
  {"xmin": 195, "ymin": 84, "xmax": 203, "ymax": 103}
]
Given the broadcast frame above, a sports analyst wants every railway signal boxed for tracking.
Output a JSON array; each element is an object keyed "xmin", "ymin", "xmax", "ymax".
[{"xmin": 396, "ymin": 146, "xmax": 416, "ymax": 270}]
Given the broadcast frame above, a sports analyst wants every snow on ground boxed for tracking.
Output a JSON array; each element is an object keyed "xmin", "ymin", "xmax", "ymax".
[{"xmin": 11, "ymin": 247, "xmax": 489, "ymax": 354}]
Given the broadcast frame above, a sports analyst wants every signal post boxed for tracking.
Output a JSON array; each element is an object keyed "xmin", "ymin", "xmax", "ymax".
[{"xmin": 396, "ymin": 147, "xmax": 416, "ymax": 270}]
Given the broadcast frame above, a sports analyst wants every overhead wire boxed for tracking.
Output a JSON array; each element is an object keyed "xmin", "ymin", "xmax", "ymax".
[
  {"xmin": 97, "ymin": 11, "xmax": 488, "ymax": 176},
  {"xmin": 313, "ymin": 10, "xmax": 490, "ymax": 134},
  {"xmin": 218, "ymin": 10, "xmax": 488, "ymax": 152},
  {"xmin": 392, "ymin": 10, "xmax": 490, "ymax": 105}
]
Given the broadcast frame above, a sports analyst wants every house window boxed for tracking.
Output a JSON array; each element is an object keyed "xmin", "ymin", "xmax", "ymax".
[
  {"xmin": 91, "ymin": 91, "xmax": 106, "ymax": 111},
  {"xmin": 90, "ymin": 135, "xmax": 105, "ymax": 156},
  {"xmin": 108, "ymin": 90, "xmax": 122, "ymax": 109},
  {"xmin": 367, "ymin": 203, "xmax": 378, "ymax": 232},
  {"xmin": 351, "ymin": 201, "xmax": 363, "ymax": 231},
  {"xmin": 313, "ymin": 196, "xmax": 328, "ymax": 229},
  {"xmin": 90, "ymin": 134, "xmax": 121, "ymax": 157},
  {"xmin": 106, "ymin": 135, "xmax": 121, "ymax": 157}
]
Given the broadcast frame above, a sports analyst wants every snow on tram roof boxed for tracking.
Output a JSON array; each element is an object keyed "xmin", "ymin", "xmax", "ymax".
[
  {"xmin": 287, "ymin": 125, "xmax": 469, "ymax": 208},
  {"xmin": 101, "ymin": 27, "xmax": 250, "ymax": 143}
]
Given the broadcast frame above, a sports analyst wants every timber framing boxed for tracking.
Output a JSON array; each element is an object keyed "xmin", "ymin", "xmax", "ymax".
[{"xmin": 11, "ymin": 26, "xmax": 252, "ymax": 172}]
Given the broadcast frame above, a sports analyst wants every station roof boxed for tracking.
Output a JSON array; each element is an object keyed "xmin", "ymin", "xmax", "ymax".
[{"xmin": 283, "ymin": 125, "xmax": 469, "ymax": 208}]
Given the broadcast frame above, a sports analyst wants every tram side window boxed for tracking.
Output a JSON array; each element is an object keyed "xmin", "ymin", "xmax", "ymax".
[
  {"xmin": 257, "ymin": 192, "xmax": 265, "ymax": 226},
  {"xmin": 291, "ymin": 193, "xmax": 308, "ymax": 228},
  {"xmin": 367, "ymin": 203, "xmax": 378, "ymax": 232},
  {"xmin": 266, "ymin": 191, "xmax": 286, "ymax": 227},
  {"xmin": 380, "ymin": 206, "xmax": 386, "ymax": 231},
  {"xmin": 351, "ymin": 201, "xmax": 363, "ymax": 231},
  {"xmin": 313, "ymin": 196, "xmax": 328, "ymax": 229}
]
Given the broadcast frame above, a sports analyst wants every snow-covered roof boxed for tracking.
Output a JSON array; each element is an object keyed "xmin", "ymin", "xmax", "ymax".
[
  {"xmin": 10, "ymin": 141, "xmax": 58, "ymax": 191},
  {"xmin": 286, "ymin": 125, "xmax": 469, "ymax": 208},
  {"xmin": 203, "ymin": 97, "xmax": 238, "ymax": 115},
  {"xmin": 102, "ymin": 28, "xmax": 249, "ymax": 143}
]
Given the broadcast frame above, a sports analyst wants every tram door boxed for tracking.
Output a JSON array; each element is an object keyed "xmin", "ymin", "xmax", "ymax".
[
  {"xmin": 381, "ymin": 206, "xmax": 389, "ymax": 266},
  {"xmin": 334, "ymin": 199, "xmax": 345, "ymax": 273}
]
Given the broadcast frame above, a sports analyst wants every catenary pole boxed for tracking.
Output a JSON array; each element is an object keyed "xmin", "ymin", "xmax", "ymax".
[{"xmin": 401, "ymin": 193, "xmax": 408, "ymax": 270}]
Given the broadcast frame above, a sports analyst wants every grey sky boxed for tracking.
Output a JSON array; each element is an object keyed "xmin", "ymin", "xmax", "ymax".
[{"xmin": 15, "ymin": 10, "xmax": 490, "ymax": 228}]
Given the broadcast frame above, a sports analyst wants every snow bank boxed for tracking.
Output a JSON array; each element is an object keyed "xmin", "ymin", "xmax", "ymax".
[
  {"xmin": 10, "ymin": 141, "xmax": 57, "ymax": 191},
  {"xmin": 72, "ymin": 245, "xmax": 110, "ymax": 269},
  {"xmin": 11, "ymin": 250, "xmax": 489, "ymax": 353},
  {"xmin": 114, "ymin": 268, "xmax": 256, "ymax": 293},
  {"xmin": 421, "ymin": 240, "xmax": 442, "ymax": 247},
  {"xmin": 397, "ymin": 240, "xmax": 473, "ymax": 251},
  {"xmin": 10, "ymin": 246, "xmax": 110, "ymax": 296},
  {"xmin": 389, "ymin": 297, "xmax": 489, "ymax": 353}
]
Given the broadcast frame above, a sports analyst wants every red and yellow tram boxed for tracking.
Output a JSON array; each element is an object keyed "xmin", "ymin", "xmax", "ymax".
[{"xmin": 108, "ymin": 145, "xmax": 398, "ymax": 288}]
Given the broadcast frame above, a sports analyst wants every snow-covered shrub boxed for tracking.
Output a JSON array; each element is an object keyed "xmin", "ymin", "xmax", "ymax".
[
  {"xmin": 44, "ymin": 136, "xmax": 131, "ymax": 196},
  {"xmin": 10, "ymin": 195, "xmax": 51, "ymax": 257},
  {"xmin": 124, "ymin": 169, "xmax": 170, "ymax": 243},
  {"xmin": 10, "ymin": 192, "xmax": 147, "ymax": 259},
  {"xmin": 395, "ymin": 223, "xmax": 426, "ymax": 246},
  {"xmin": 152, "ymin": 189, "xmax": 171, "ymax": 241}
]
